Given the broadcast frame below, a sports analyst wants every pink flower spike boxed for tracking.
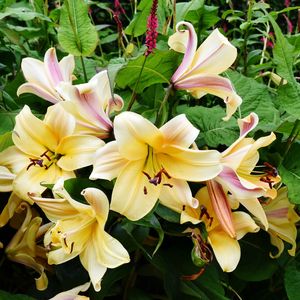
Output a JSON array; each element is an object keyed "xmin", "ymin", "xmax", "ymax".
[
  {"xmin": 283, "ymin": 14, "xmax": 293, "ymax": 34},
  {"xmin": 145, "ymin": 0, "xmax": 158, "ymax": 57}
]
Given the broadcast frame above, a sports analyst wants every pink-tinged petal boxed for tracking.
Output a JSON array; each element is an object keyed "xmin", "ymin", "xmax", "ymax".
[
  {"xmin": 159, "ymin": 114, "xmax": 199, "ymax": 148},
  {"xmin": 44, "ymin": 48, "xmax": 64, "ymax": 87},
  {"xmin": 238, "ymin": 113, "xmax": 259, "ymax": 138},
  {"xmin": 171, "ymin": 22, "xmax": 198, "ymax": 83},
  {"xmin": 221, "ymin": 144, "xmax": 253, "ymax": 171},
  {"xmin": 20, "ymin": 58, "xmax": 53, "ymax": 92},
  {"xmin": 232, "ymin": 211, "xmax": 260, "ymax": 240},
  {"xmin": 175, "ymin": 74, "xmax": 241, "ymax": 120},
  {"xmin": 207, "ymin": 180, "xmax": 236, "ymax": 238},
  {"xmin": 56, "ymin": 135, "xmax": 103, "ymax": 171},
  {"xmin": 17, "ymin": 83, "xmax": 60, "ymax": 104},
  {"xmin": 180, "ymin": 205, "xmax": 201, "ymax": 225},
  {"xmin": 208, "ymin": 229, "xmax": 241, "ymax": 272},
  {"xmin": 49, "ymin": 282, "xmax": 90, "ymax": 300},
  {"xmin": 0, "ymin": 166, "xmax": 15, "ymax": 192},
  {"xmin": 81, "ymin": 188, "xmax": 109, "ymax": 225},
  {"xmin": 80, "ymin": 243, "xmax": 107, "ymax": 292},
  {"xmin": 168, "ymin": 27, "xmax": 189, "ymax": 53},
  {"xmin": 13, "ymin": 105, "xmax": 58, "ymax": 156},
  {"xmin": 158, "ymin": 145, "xmax": 222, "ymax": 181},
  {"xmin": 269, "ymin": 233, "xmax": 285, "ymax": 258},
  {"xmin": 217, "ymin": 167, "xmax": 264, "ymax": 199},
  {"xmin": 114, "ymin": 112, "xmax": 162, "ymax": 160},
  {"xmin": 90, "ymin": 141, "xmax": 128, "ymax": 181},
  {"xmin": 107, "ymin": 94, "xmax": 124, "ymax": 115},
  {"xmin": 93, "ymin": 229, "xmax": 130, "ymax": 268},
  {"xmin": 0, "ymin": 146, "xmax": 28, "ymax": 174},
  {"xmin": 44, "ymin": 104, "xmax": 76, "ymax": 140},
  {"xmin": 58, "ymin": 54, "xmax": 75, "ymax": 82},
  {"xmin": 188, "ymin": 28, "xmax": 237, "ymax": 76},
  {"xmin": 111, "ymin": 160, "xmax": 161, "ymax": 221},
  {"xmin": 159, "ymin": 178, "xmax": 198, "ymax": 213}
]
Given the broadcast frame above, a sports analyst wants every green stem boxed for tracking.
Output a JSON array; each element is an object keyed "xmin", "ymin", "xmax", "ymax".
[
  {"xmin": 127, "ymin": 55, "xmax": 147, "ymax": 111},
  {"xmin": 80, "ymin": 55, "xmax": 88, "ymax": 83},
  {"xmin": 280, "ymin": 119, "xmax": 300, "ymax": 163},
  {"xmin": 155, "ymin": 84, "xmax": 173, "ymax": 126},
  {"xmin": 173, "ymin": 0, "xmax": 176, "ymax": 32}
]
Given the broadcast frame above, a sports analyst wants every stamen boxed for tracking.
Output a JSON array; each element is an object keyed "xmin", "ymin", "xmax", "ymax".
[
  {"xmin": 143, "ymin": 186, "xmax": 148, "ymax": 195},
  {"xmin": 63, "ymin": 237, "xmax": 68, "ymax": 248},
  {"xmin": 199, "ymin": 205, "xmax": 213, "ymax": 227},
  {"xmin": 70, "ymin": 242, "xmax": 74, "ymax": 254},
  {"xmin": 163, "ymin": 183, "xmax": 173, "ymax": 188}
]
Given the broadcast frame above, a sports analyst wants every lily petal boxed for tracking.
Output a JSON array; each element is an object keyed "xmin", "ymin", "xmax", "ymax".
[
  {"xmin": 44, "ymin": 48, "xmax": 64, "ymax": 87},
  {"xmin": 208, "ymin": 228, "xmax": 241, "ymax": 272},
  {"xmin": 13, "ymin": 105, "xmax": 58, "ymax": 156},
  {"xmin": 159, "ymin": 114, "xmax": 199, "ymax": 148},
  {"xmin": 58, "ymin": 54, "xmax": 75, "ymax": 82},
  {"xmin": 232, "ymin": 211, "xmax": 260, "ymax": 239},
  {"xmin": 111, "ymin": 160, "xmax": 161, "ymax": 220},
  {"xmin": 171, "ymin": 21, "xmax": 198, "ymax": 83},
  {"xmin": 90, "ymin": 141, "xmax": 128, "ymax": 181},
  {"xmin": 158, "ymin": 145, "xmax": 222, "ymax": 181},
  {"xmin": 0, "ymin": 166, "xmax": 15, "ymax": 192},
  {"xmin": 56, "ymin": 135, "xmax": 103, "ymax": 171},
  {"xmin": 114, "ymin": 112, "xmax": 162, "ymax": 160}
]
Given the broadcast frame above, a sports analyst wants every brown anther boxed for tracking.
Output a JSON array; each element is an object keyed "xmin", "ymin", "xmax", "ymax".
[
  {"xmin": 263, "ymin": 162, "xmax": 278, "ymax": 177},
  {"xmin": 163, "ymin": 183, "xmax": 173, "ymax": 188},
  {"xmin": 260, "ymin": 176, "xmax": 274, "ymax": 189},
  {"xmin": 143, "ymin": 186, "xmax": 148, "ymax": 195},
  {"xmin": 26, "ymin": 158, "xmax": 44, "ymax": 170},
  {"xmin": 63, "ymin": 237, "xmax": 68, "ymax": 248},
  {"xmin": 199, "ymin": 205, "xmax": 213, "ymax": 227},
  {"xmin": 182, "ymin": 205, "xmax": 186, "ymax": 211},
  {"xmin": 70, "ymin": 242, "xmax": 74, "ymax": 254},
  {"xmin": 41, "ymin": 150, "xmax": 51, "ymax": 161}
]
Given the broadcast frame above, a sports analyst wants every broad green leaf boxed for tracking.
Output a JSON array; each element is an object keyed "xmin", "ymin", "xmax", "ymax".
[
  {"xmin": 0, "ymin": 290, "xmax": 35, "ymax": 300},
  {"xmin": 155, "ymin": 203, "xmax": 180, "ymax": 223},
  {"xmin": 124, "ymin": 0, "xmax": 170, "ymax": 37},
  {"xmin": 278, "ymin": 144, "xmax": 300, "ymax": 204},
  {"xmin": 58, "ymin": 0, "xmax": 98, "ymax": 56},
  {"xmin": 0, "ymin": 131, "xmax": 13, "ymax": 152},
  {"xmin": 176, "ymin": 0, "xmax": 204, "ymax": 23},
  {"xmin": 267, "ymin": 14, "xmax": 300, "ymax": 118},
  {"xmin": 277, "ymin": 82, "xmax": 300, "ymax": 120},
  {"xmin": 284, "ymin": 260, "xmax": 300, "ymax": 300},
  {"xmin": 234, "ymin": 233, "xmax": 278, "ymax": 281},
  {"xmin": 0, "ymin": 111, "xmax": 17, "ymax": 134},
  {"xmin": 177, "ymin": 105, "xmax": 239, "ymax": 148},
  {"xmin": 108, "ymin": 57, "xmax": 127, "ymax": 89},
  {"xmin": 0, "ymin": 7, "xmax": 50, "ymax": 21},
  {"xmin": 227, "ymin": 70, "xmax": 280, "ymax": 132},
  {"xmin": 116, "ymin": 50, "xmax": 180, "ymax": 93}
]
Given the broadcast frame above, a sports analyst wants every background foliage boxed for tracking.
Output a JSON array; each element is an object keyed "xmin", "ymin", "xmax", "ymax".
[{"xmin": 0, "ymin": 0, "xmax": 300, "ymax": 299}]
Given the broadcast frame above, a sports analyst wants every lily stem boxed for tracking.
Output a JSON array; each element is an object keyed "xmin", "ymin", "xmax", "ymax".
[
  {"xmin": 155, "ymin": 84, "xmax": 173, "ymax": 126},
  {"xmin": 280, "ymin": 119, "xmax": 300, "ymax": 164},
  {"xmin": 80, "ymin": 55, "xmax": 88, "ymax": 83},
  {"xmin": 127, "ymin": 55, "xmax": 147, "ymax": 111}
]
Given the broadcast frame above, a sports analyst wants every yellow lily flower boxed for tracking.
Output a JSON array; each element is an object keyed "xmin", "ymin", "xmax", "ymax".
[
  {"xmin": 5, "ymin": 201, "xmax": 49, "ymax": 290},
  {"xmin": 17, "ymin": 48, "xmax": 75, "ymax": 103},
  {"xmin": 56, "ymin": 70, "xmax": 124, "ymax": 138},
  {"xmin": 90, "ymin": 112, "xmax": 222, "ymax": 221},
  {"xmin": 168, "ymin": 21, "xmax": 242, "ymax": 121},
  {"xmin": 0, "ymin": 166, "xmax": 15, "ymax": 192},
  {"xmin": 259, "ymin": 187, "xmax": 300, "ymax": 258},
  {"xmin": 181, "ymin": 186, "xmax": 259, "ymax": 272},
  {"xmin": 0, "ymin": 104, "xmax": 103, "ymax": 200},
  {"xmin": 29, "ymin": 180, "xmax": 130, "ymax": 291},
  {"xmin": 210, "ymin": 113, "xmax": 280, "ymax": 235}
]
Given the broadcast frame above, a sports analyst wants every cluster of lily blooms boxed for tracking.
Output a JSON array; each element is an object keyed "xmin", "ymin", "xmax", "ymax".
[{"xmin": 0, "ymin": 22, "xmax": 298, "ymax": 298}]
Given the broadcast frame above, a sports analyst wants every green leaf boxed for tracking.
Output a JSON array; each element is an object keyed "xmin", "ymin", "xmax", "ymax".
[
  {"xmin": 0, "ymin": 7, "xmax": 51, "ymax": 21},
  {"xmin": 267, "ymin": 14, "xmax": 300, "ymax": 118},
  {"xmin": 177, "ymin": 105, "xmax": 239, "ymax": 148},
  {"xmin": 0, "ymin": 111, "xmax": 17, "ymax": 134},
  {"xmin": 277, "ymin": 82, "xmax": 300, "ymax": 120},
  {"xmin": 155, "ymin": 203, "xmax": 180, "ymax": 223},
  {"xmin": 124, "ymin": 0, "xmax": 169, "ymax": 37},
  {"xmin": 0, "ymin": 131, "xmax": 13, "ymax": 152},
  {"xmin": 58, "ymin": 0, "xmax": 98, "ymax": 56},
  {"xmin": 176, "ymin": 0, "xmax": 204, "ymax": 23},
  {"xmin": 116, "ymin": 50, "xmax": 180, "ymax": 93},
  {"xmin": 0, "ymin": 290, "xmax": 35, "ymax": 300},
  {"xmin": 284, "ymin": 260, "xmax": 300, "ymax": 300},
  {"xmin": 227, "ymin": 70, "xmax": 280, "ymax": 132},
  {"xmin": 234, "ymin": 233, "xmax": 278, "ymax": 281},
  {"xmin": 278, "ymin": 144, "xmax": 300, "ymax": 204}
]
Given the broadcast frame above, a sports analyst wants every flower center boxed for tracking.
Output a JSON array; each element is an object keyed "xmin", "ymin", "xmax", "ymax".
[
  {"xmin": 141, "ymin": 147, "xmax": 173, "ymax": 195},
  {"xmin": 26, "ymin": 150, "xmax": 62, "ymax": 171}
]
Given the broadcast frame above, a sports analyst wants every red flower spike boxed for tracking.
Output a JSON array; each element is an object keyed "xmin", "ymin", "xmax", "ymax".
[{"xmin": 145, "ymin": 0, "xmax": 159, "ymax": 57}]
